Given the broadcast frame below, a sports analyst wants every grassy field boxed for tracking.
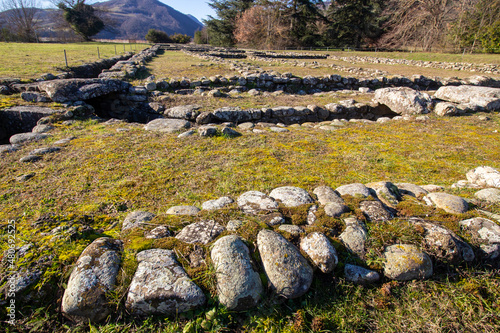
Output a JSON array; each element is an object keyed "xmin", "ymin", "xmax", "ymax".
[
  {"xmin": 0, "ymin": 42, "xmax": 149, "ymax": 80},
  {"xmin": 1, "ymin": 113, "xmax": 500, "ymax": 332}
]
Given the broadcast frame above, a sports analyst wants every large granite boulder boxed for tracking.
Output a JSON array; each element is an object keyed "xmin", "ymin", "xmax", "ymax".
[
  {"xmin": 164, "ymin": 105, "xmax": 201, "ymax": 120},
  {"xmin": 211, "ymin": 235, "xmax": 263, "ymax": 310},
  {"xmin": 257, "ymin": 230, "xmax": 313, "ymax": 299},
  {"xmin": 365, "ymin": 181, "xmax": 402, "ymax": 208},
  {"xmin": 122, "ymin": 211, "xmax": 155, "ymax": 232},
  {"xmin": 269, "ymin": 186, "xmax": 314, "ymax": 207},
  {"xmin": 176, "ymin": 220, "xmax": 225, "ymax": 244},
  {"xmin": 0, "ymin": 106, "xmax": 60, "ymax": 141},
  {"xmin": 237, "ymin": 191, "xmax": 279, "ymax": 214},
  {"xmin": 62, "ymin": 238, "xmax": 123, "ymax": 322},
  {"xmin": 459, "ymin": 217, "xmax": 500, "ymax": 259},
  {"xmin": 9, "ymin": 132, "xmax": 49, "ymax": 145},
  {"xmin": 144, "ymin": 118, "xmax": 191, "ymax": 133},
  {"xmin": 126, "ymin": 249, "xmax": 205, "ymax": 316},
  {"xmin": 424, "ymin": 193, "xmax": 469, "ymax": 214},
  {"xmin": 336, "ymin": 183, "xmax": 371, "ymax": 198},
  {"xmin": 434, "ymin": 85, "xmax": 500, "ymax": 111},
  {"xmin": 340, "ymin": 217, "xmax": 368, "ymax": 257},
  {"xmin": 410, "ymin": 219, "xmax": 474, "ymax": 264},
  {"xmin": 475, "ymin": 188, "xmax": 500, "ymax": 203},
  {"xmin": 38, "ymin": 79, "xmax": 131, "ymax": 103},
  {"xmin": 300, "ymin": 232, "xmax": 338, "ymax": 273},
  {"xmin": 373, "ymin": 87, "xmax": 433, "ymax": 115},
  {"xmin": 384, "ymin": 244, "xmax": 433, "ymax": 281},
  {"xmin": 313, "ymin": 186, "xmax": 345, "ymax": 205},
  {"xmin": 466, "ymin": 166, "xmax": 500, "ymax": 188}
]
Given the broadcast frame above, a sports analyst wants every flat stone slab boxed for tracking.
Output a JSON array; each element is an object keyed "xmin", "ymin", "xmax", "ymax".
[
  {"xmin": 395, "ymin": 183, "xmax": 428, "ymax": 197},
  {"xmin": 365, "ymin": 181, "xmax": 401, "ymax": 208},
  {"xmin": 176, "ymin": 220, "xmax": 225, "ymax": 244},
  {"xmin": 10, "ymin": 132, "xmax": 49, "ymax": 145},
  {"xmin": 164, "ymin": 105, "xmax": 201, "ymax": 120},
  {"xmin": 344, "ymin": 264, "xmax": 380, "ymax": 284},
  {"xmin": 166, "ymin": 205, "xmax": 200, "ymax": 216},
  {"xmin": 384, "ymin": 244, "xmax": 433, "ymax": 281},
  {"xmin": 300, "ymin": 232, "xmax": 338, "ymax": 273},
  {"xmin": 278, "ymin": 224, "xmax": 304, "ymax": 236},
  {"xmin": 0, "ymin": 106, "xmax": 60, "ymax": 140},
  {"xmin": 122, "ymin": 211, "xmax": 155, "ymax": 232},
  {"xmin": 144, "ymin": 118, "xmax": 191, "ymax": 133},
  {"xmin": 237, "ymin": 191, "xmax": 279, "ymax": 214},
  {"xmin": 336, "ymin": 183, "xmax": 371, "ymax": 198},
  {"xmin": 202, "ymin": 197, "xmax": 234, "ymax": 210},
  {"xmin": 374, "ymin": 87, "xmax": 433, "ymax": 115},
  {"xmin": 313, "ymin": 186, "xmax": 345, "ymax": 205},
  {"xmin": 434, "ymin": 85, "xmax": 500, "ymax": 111},
  {"xmin": 257, "ymin": 229, "xmax": 313, "ymax": 299},
  {"xmin": 269, "ymin": 186, "xmax": 314, "ymax": 207},
  {"xmin": 475, "ymin": 188, "xmax": 500, "ymax": 203},
  {"xmin": 62, "ymin": 238, "xmax": 122, "ymax": 322},
  {"xmin": 360, "ymin": 201, "xmax": 393, "ymax": 222},
  {"xmin": 466, "ymin": 166, "xmax": 500, "ymax": 188},
  {"xmin": 211, "ymin": 235, "xmax": 263, "ymax": 311},
  {"xmin": 126, "ymin": 249, "xmax": 205, "ymax": 316},
  {"xmin": 425, "ymin": 193, "xmax": 469, "ymax": 214}
]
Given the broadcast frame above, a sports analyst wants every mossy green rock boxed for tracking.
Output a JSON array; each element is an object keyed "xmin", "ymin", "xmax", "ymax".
[
  {"xmin": 61, "ymin": 237, "xmax": 123, "ymax": 322},
  {"xmin": 384, "ymin": 244, "xmax": 433, "ymax": 281},
  {"xmin": 257, "ymin": 229, "xmax": 313, "ymax": 299},
  {"xmin": 211, "ymin": 235, "xmax": 263, "ymax": 311}
]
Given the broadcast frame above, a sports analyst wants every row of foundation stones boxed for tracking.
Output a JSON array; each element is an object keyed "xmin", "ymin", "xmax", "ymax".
[{"xmin": 60, "ymin": 166, "xmax": 500, "ymax": 323}]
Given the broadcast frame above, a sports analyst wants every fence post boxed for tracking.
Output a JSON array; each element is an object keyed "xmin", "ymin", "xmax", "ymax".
[
  {"xmin": 115, "ymin": 45, "xmax": 117, "ymax": 55},
  {"xmin": 123, "ymin": 44, "xmax": 125, "ymax": 53},
  {"xmin": 64, "ymin": 50, "xmax": 68, "ymax": 68},
  {"xmin": 97, "ymin": 47, "xmax": 100, "ymax": 59}
]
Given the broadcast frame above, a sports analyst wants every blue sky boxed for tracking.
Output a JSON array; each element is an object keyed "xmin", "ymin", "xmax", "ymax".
[
  {"xmin": 161, "ymin": 0, "xmax": 216, "ymax": 22},
  {"xmin": 40, "ymin": 0, "xmax": 217, "ymax": 23}
]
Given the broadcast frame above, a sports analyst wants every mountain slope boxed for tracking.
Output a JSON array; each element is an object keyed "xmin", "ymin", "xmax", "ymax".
[{"xmin": 94, "ymin": 0, "xmax": 204, "ymax": 39}]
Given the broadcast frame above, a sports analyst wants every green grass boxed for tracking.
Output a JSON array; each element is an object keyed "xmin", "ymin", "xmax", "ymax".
[
  {"xmin": 1, "ymin": 113, "xmax": 500, "ymax": 332},
  {"xmin": 0, "ymin": 42, "xmax": 149, "ymax": 80}
]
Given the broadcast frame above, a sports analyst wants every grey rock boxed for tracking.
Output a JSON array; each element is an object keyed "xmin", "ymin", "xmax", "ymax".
[
  {"xmin": 475, "ymin": 188, "xmax": 500, "ymax": 203},
  {"xmin": 434, "ymin": 102, "xmax": 459, "ymax": 116},
  {"xmin": 202, "ymin": 197, "xmax": 234, "ymax": 210},
  {"xmin": 313, "ymin": 186, "xmax": 345, "ymax": 205},
  {"xmin": 237, "ymin": 191, "xmax": 279, "ymax": 214},
  {"xmin": 10, "ymin": 132, "xmax": 49, "ymax": 145},
  {"xmin": 269, "ymin": 186, "xmax": 314, "ymax": 207},
  {"xmin": 257, "ymin": 230, "xmax": 313, "ymax": 299},
  {"xmin": 126, "ymin": 249, "xmax": 205, "ymax": 316},
  {"xmin": 16, "ymin": 173, "xmax": 35, "ymax": 182},
  {"xmin": 344, "ymin": 264, "xmax": 380, "ymax": 284},
  {"xmin": 178, "ymin": 130, "xmax": 195, "ymax": 138},
  {"xmin": 227, "ymin": 220, "xmax": 244, "ymax": 231},
  {"xmin": 62, "ymin": 238, "xmax": 122, "ymax": 322},
  {"xmin": 211, "ymin": 236, "xmax": 263, "ymax": 310},
  {"xmin": 420, "ymin": 184, "xmax": 445, "ymax": 192},
  {"xmin": 396, "ymin": 183, "xmax": 428, "ymax": 198},
  {"xmin": 198, "ymin": 126, "xmax": 218, "ymax": 137},
  {"xmin": 336, "ymin": 183, "xmax": 371, "ymax": 198},
  {"xmin": 374, "ymin": 87, "xmax": 433, "ymax": 115},
  {"xmin": 466, "ymin": 166, "xmax": 500, "ymax": 188},
  {"xmin": 238, "ymin": 122, "xmax": 255, "ymax": 129},
  {"xmin": 261, "ymin": 212, "xmax": 286, "ymax": 226},
  {"xmin": 0, "ymin": 106, "xmax": 59, "ymax": 141},
  {"xmin": 166, "ymin": 205, "xmax": 200, "ymax": 216},
  {"xmin": 144, "ymin": 118, "xmax": 191, "ymax": 133},
  {"xmin": 340, "ymin": 217, "xmax": 368, "ymax": 257},
  {"xmin": 324, "ymin": 202, "xmax": 350, "ymax": 217},
  {"xmin": 29, "ymin": 147, "xmax": 60, "ymax": 155},
  {"xmin": 38, "ymin": 79, "xmax": 130, "ymax": 103},
  {"xmin": 0, "ymin": 144, "xmax": 19, "ymax": 154},
  {"xmin": 176, "ymin": 220, "xmax": 224, "ymax": 244},
  {"xmin": 144, "ymin": 226, "xmax": 170, "ymax": 239},
  {"xmin": 122, "ymin": 211, "xmax": 155, "ymax": 232},
  {"xmin": 270, "ymin": 126, "xmax": 289, "ymax": 133},
  {"xmin": 434, "ymin": 85, "xmax": 500, "ymax": 111},
  {"xmin": 425, "ymin": 193, "xmax": 469, "ymax": 214},
  {"xmin": 360, "ymin": 201, "xmax": 393, "ymax": 222},
  {"xmin": 213, "ymin": 107, "xmax": 252, "ymax": 123},
  {"xmin": 164, "ymin": 105, "xmax": 201, "ymax": 120},
  {"xmin": 278, "ymin": 224, "xmax": 304, "ymax": 236},
  {"xmin": 300, "ymin": 232, "xmax": 338, "ymax": 273},
  {"xmin": 365, "ymin": 181, "xmax": 402, "ymax": 208},
  {"xmin": 21, "ymin": 92, "xmax": 50, "ymax": 103},
  {"xmin": 460, "ymin": 217, "xmax": 500, "ymax": 246},
  {"xmin": 20, "ymin": 155, "xmax": 41, "ymax": 163},
  {"xmin": 410, "ymin": 219, "xmax": 475, "ymax": 263},
  {"xmin": 384, "ymin": 244, "xmax": 433, "ymax": 281},
  {"xmin": 54, "ymin": 137, "xmax": 76, "ymax": 145},
  {"xmin": 222, "ymin": 127, "xmax": 242, "ymax": 137},
  {"xmin": 32, "ymin": 124, "xmax": 54, "ymax": 133},
  {"xmin": 307, "ymin": 205, "xmax": 318, "ymax": 225}
]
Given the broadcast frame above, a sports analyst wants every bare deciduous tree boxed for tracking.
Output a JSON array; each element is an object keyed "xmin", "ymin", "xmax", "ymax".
[{"xmin": 1, "ymin": 0, "xmax": 40, "ymax": 42}]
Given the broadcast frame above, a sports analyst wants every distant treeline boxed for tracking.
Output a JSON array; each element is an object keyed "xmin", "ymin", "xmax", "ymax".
[{"xmin": 196, "ymin": 0, "xmax": 500, "ymax": 53}]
